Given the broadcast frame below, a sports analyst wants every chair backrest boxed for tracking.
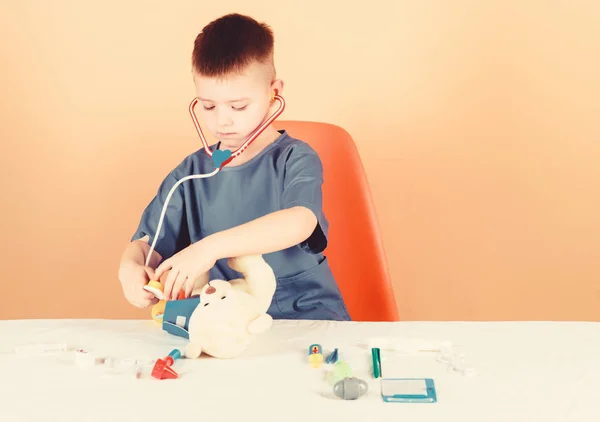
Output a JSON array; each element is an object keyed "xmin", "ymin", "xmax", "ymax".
[{"xmin": 274, "ymin": 120, "xmax": 399, "ymax": 321}]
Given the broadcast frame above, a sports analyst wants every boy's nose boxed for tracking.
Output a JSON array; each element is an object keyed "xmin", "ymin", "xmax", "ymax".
[{"xmin": 217, "ymin": 112, "xmax": 233, "ymax": 126}]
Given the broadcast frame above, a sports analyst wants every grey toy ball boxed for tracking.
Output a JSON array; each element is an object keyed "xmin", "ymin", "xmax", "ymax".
[{"xmin": 333, "ymin": 377, "xmax": 369, "ymax": 400}]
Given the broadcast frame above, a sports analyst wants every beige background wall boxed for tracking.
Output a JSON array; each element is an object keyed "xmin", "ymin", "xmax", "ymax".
[{"xmin": 1, "ymin": 1, "xmax": 598, "ymax": 321}]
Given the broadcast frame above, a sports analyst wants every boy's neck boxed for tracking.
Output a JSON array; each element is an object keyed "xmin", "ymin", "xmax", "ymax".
[{"xmin": 217, "ymin": 125, "xmax": 281, "ymax": 166}]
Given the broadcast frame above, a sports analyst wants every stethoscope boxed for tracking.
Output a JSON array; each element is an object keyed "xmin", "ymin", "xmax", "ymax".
[
  {"xmin": 142, "ymin": 94, "xmax": 286, "ymax": 269},
  {"xmin": 189, "ymin": 94, "xmax": 286, "ymax": 169}
]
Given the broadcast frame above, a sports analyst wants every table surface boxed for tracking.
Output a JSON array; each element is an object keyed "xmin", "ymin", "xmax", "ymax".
[{"xmin": 1, "ymin": 318, "xmax": 599, "ymax": 422}]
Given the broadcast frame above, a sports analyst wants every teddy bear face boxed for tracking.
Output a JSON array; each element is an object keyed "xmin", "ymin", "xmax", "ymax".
[
  {"xmin": 187, "ymin": 279, "xmax": 262, "ymax": 359},
  {"xmin": 198, "ymin": 280, "xmax": 256, "ymax": 319},
  {"xmin": 199, "ymin": 280, "xmax": 232, "ymax": 304}
]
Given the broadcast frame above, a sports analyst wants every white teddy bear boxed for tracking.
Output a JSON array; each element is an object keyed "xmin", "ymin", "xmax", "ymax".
[{"xmin": 184, "ymin": 254, "xmax": 276, "ymax": 359}]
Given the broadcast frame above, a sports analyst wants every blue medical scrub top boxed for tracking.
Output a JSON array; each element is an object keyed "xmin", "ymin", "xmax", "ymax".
[{"xmin": 131, "ymin": 130, "xmax": 351, "ymax": 321}]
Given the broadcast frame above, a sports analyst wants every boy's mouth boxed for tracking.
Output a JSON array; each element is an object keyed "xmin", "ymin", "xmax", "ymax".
[{"xmin": 217, "ymin": 132, "xmax": 237, "ymax": 138}]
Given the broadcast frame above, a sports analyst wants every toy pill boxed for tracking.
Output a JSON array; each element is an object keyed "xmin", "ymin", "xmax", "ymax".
[
  {"xmin": 308, "ymin": 344, "xmax": 323, "ymax": 368},
  {"xmin": 333, "ymin": 377, "xmax": 368, "ymax": 400}
]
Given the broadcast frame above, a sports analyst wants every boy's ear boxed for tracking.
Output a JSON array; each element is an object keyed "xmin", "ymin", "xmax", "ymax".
[{"xmin": 270, "ymin": 79, "xmax": 284, "ymax": 98}]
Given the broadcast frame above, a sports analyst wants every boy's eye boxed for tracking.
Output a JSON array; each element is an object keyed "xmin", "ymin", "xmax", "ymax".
[
  {"xmin": 232, "ymin": 105, "xmax": 247, "ymax": 111},
  {"xmin": 203, "ymin": 105, "xmax": 215, "ymax": 111}
]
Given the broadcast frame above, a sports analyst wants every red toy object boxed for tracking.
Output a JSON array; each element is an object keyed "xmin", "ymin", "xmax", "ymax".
[{"xmin": 151, "ymin": 349, "xmax": 181, "ymax": 380}]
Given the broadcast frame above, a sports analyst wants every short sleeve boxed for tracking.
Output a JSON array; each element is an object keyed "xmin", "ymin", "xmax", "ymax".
[
  {"xmin": 281, "ymin": 150, "xmax": 329, "ymax": 254},
  {"xmin": 131, "ymin": 172, "xmax": 190, "ymax": 260}
]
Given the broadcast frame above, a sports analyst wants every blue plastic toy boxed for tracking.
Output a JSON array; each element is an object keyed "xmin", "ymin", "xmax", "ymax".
[{"xmin": 161, "ymin": 297, "xmax": 201, "ymax": 339}]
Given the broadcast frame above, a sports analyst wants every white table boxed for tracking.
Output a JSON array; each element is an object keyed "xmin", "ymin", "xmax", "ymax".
[{"xmin": 1, "ymin": 319, "xmax": 599, "ymax": 422}]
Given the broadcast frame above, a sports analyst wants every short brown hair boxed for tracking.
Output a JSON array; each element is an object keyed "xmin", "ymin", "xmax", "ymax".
[{"xmin": 192, "ymin": 13, "xmax": 275, "ymax": 80}]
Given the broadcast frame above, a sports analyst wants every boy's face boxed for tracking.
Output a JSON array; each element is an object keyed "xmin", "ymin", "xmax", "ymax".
[{"xmin": 193, "ymin": 61, "xmax": 282, "ymax": 148}]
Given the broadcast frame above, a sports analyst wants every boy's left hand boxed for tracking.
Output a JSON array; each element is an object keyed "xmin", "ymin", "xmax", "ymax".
[{"xmin": 154, "ymin": 239, "xmax": 218, "ymax": 300}]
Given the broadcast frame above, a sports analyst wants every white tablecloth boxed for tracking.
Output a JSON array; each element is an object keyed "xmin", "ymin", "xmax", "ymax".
[{"xmin": 1, "ymin": 319, "xmax": 599, "ymax": 422}]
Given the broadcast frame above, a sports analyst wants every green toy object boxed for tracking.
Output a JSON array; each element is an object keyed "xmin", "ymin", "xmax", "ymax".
[{"xmin": 325, "ymin": 361, "xmax": 353, "ymax": 385}]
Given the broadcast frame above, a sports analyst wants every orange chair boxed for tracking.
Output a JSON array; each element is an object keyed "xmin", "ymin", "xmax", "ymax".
[{"xmin": 274, "ymin": 120, "xmax": 399, "ymax": 321}]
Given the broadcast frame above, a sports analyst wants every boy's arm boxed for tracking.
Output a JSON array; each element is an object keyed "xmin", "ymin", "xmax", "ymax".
[
  {"xmin": 203, "ymin": 147, "xmax": 328, "ymax": 259},
  {"xmin": 204, "ymin": 206, "xmax": 318, "ymax": 260},
  {"xmin": 153, "ymin": 206, "xmax": 318, "ymax": 296},
  {"xmin": 154, "ymin": 146, "xmax": 328, "ymax": 295},
  {"xmin": 118, "ymin": 235, "xmax": 163, "ymax": 274}
]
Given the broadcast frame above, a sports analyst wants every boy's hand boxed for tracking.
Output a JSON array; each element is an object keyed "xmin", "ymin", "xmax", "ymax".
[
  {"xmin": 154, "ymin": 239, "xmax": 218, "ymax": 301},
  {"xmin": 119, "ymin": 263, "xmax": 159, "ymax": 308}
]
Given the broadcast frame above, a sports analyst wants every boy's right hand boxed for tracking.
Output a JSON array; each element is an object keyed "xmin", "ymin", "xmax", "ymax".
[{"xmin": 119, "ymin": 262, "xmax": 159, "ymax": 308}]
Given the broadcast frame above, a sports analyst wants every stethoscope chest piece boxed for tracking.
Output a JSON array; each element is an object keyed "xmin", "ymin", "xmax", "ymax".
[{"xmin": 211, "ymin": 149, "xmax": 232, "ymax": 168}]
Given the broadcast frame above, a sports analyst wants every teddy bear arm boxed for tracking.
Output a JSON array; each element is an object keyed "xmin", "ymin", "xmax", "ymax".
[
  {"xmin": 228, "ymin": 256, "xmax": 275, "ymax": 306},
  {"xmin": 184, "ymin": 341, "xmax": 203, "ymax": 359},
  {"xmin": 227, "ymin": 277, "xmax": 251, "ymax": 293},
  {"xmin": 247, "ymin": 313, "xmax": 273, "ymax": 334}
]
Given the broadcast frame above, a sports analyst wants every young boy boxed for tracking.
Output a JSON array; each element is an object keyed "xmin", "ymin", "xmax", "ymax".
[{"xmin": 118, "ymin": 13, "xmax": 350, "ymax": 321}]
